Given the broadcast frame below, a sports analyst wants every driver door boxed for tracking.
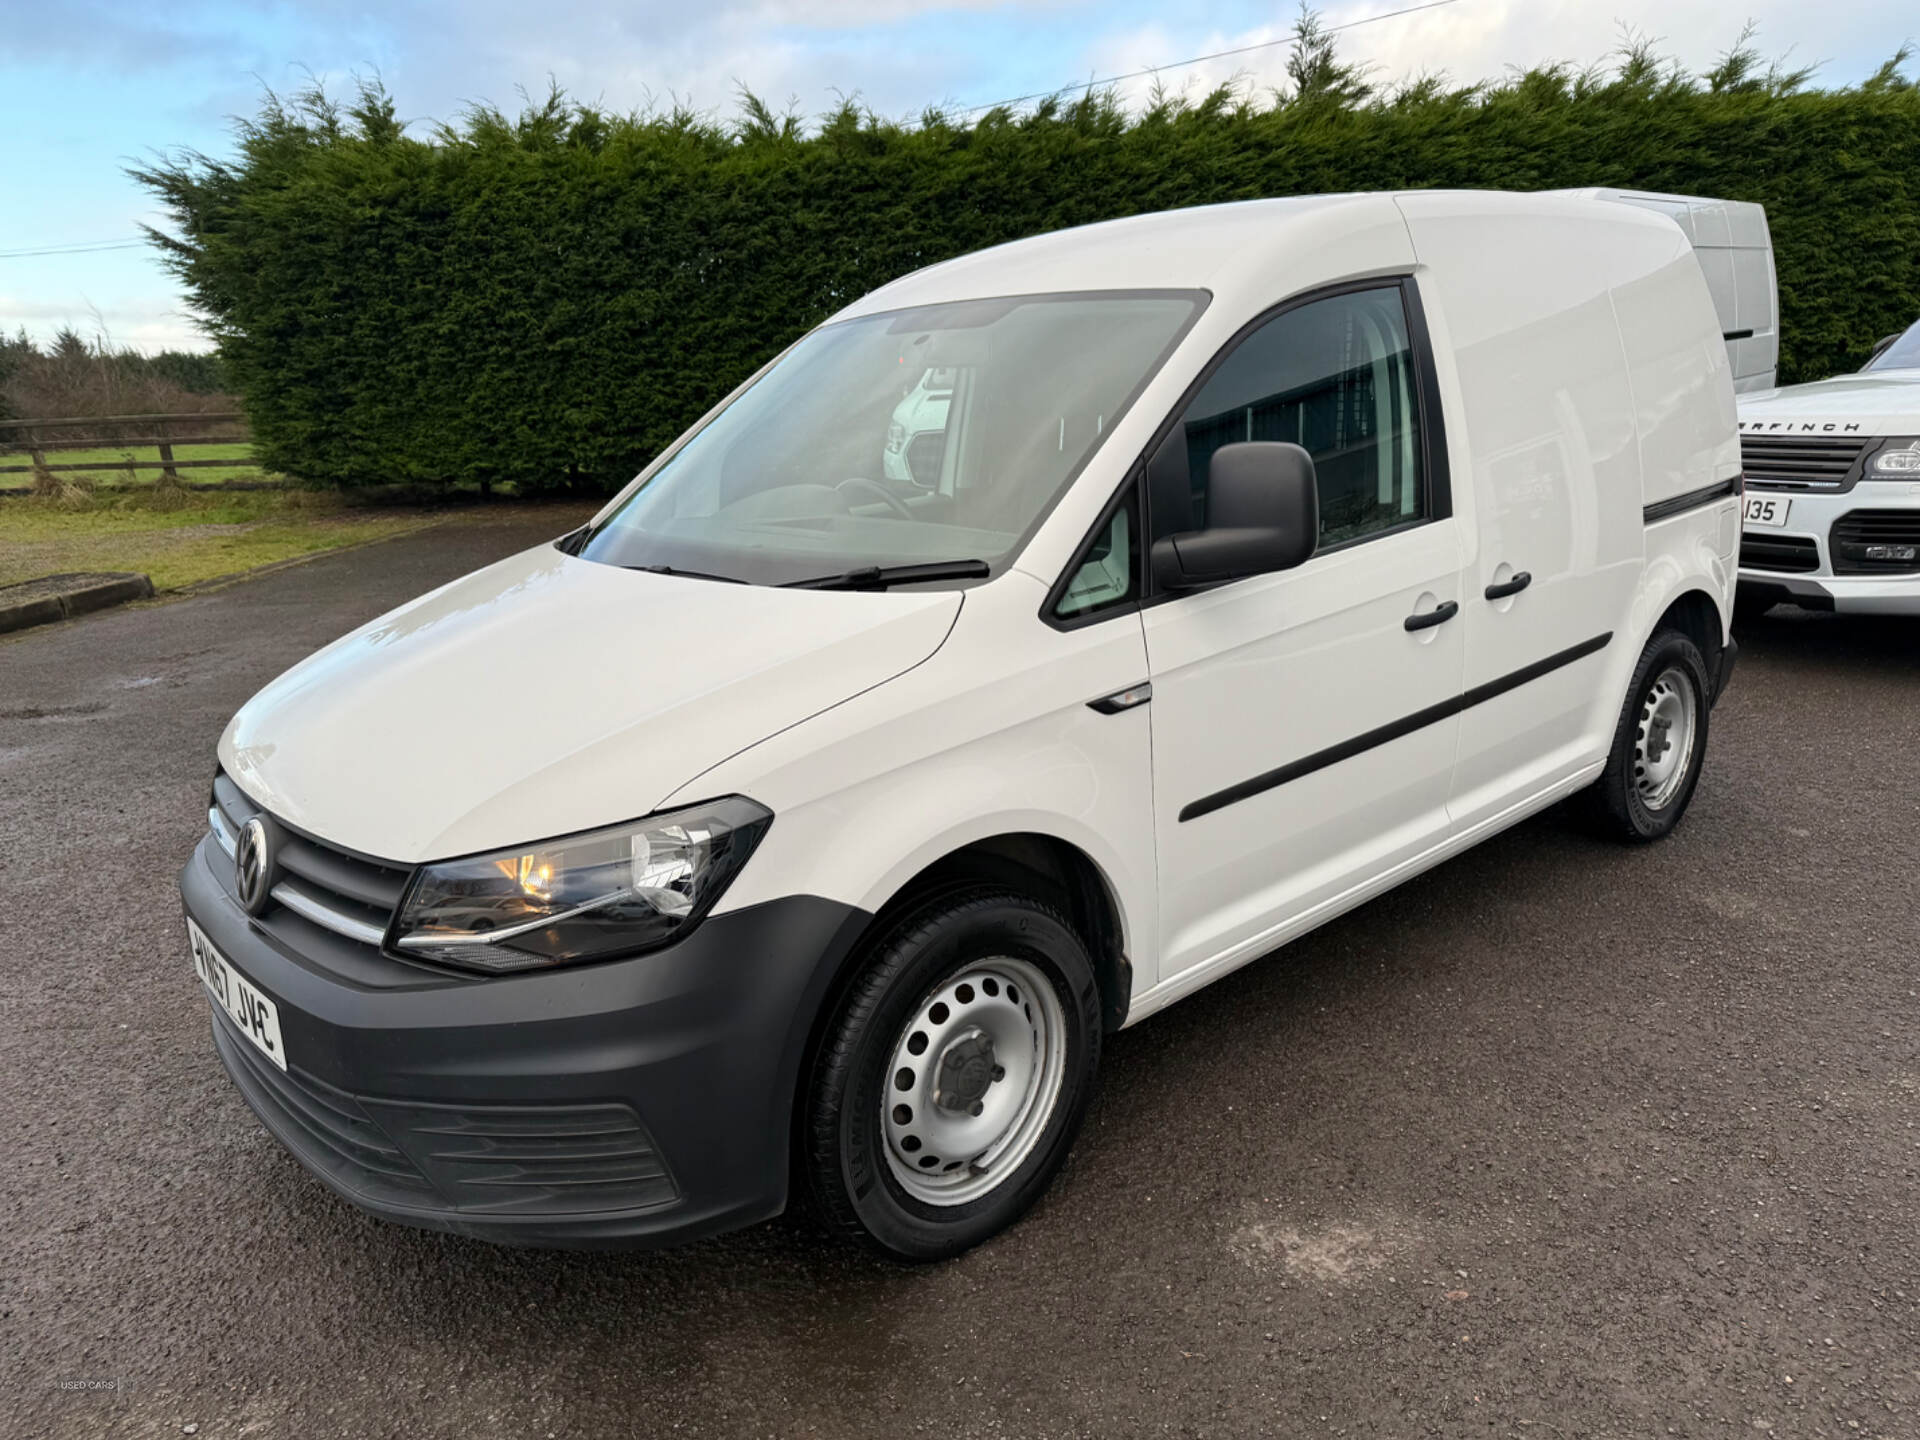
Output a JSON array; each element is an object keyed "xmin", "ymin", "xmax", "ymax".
[{"xmin": 1144, "ymin": 280, "xmax": 1469, "ymax": 987}]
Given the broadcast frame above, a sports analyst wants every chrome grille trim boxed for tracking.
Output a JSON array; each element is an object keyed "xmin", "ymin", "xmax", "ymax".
[
  {"xmin": 209, "ymin": 804, "xmax": 238, "ymax": 859},
  {"xmin": 272, "ymin": 876, "xmax": 390, "ymax": 947},
  {"xmin": 1739, "ymin": 434, "xmax": 1869, "ymax": 492}
]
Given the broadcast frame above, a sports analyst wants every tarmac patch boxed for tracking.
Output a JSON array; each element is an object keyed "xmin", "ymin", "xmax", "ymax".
[{"xmin": 1230, "ymin": 1215, "xmax": 1404, "ymax": 1281}]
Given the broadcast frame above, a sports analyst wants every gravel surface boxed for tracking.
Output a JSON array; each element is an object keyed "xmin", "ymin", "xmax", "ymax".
[{"xmin": 3, "ymin": 519, "xmax": 1915, "ymax": 1439}]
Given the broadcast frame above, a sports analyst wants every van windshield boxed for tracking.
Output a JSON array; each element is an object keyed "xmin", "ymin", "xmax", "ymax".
[
  {"xmin": 577, "ymin": 291, "xmax": 1205, "ymax": 586},
  {"xmin": 1865, "ymin": 318, "xmax": 1920, "ymax": 372}
]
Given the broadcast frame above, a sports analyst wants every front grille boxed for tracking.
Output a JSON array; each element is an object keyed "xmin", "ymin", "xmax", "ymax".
[
  {"xmin": 1739, "ymin": 434, "xmax": 1870, "ymax": 491},
  {"xmin": 1830, "ymin": 509, "xmax": 1920, "ymax": 575},
  {"xmin": 1741, "ymin": 533, "xmax": 1821, "ymax": 573},
  {"xmin": 214, "ymin": 1015, "xmax": 676, "ymax": 1216},
  {"xmin": 905, "ymin": 430, "xmax": 948, "ymax": 487},
  {"xmin": 211, "ymin": 771, "xmax": 410, "ymax": 949}
]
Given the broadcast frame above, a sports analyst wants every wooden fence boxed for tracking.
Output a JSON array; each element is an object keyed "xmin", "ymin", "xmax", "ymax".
[{"xmin": 0, "ymin": 412, "xmax": 264, "ymax": 489}]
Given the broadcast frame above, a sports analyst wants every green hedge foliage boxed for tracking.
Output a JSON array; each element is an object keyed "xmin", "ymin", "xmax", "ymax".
[{"xmin": 135, "ymin": 33, "xmax": 1920, "ymax": 492}]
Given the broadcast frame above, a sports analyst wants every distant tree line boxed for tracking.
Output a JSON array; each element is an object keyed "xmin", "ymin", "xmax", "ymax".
[
  {"xmin": 133, "ymin": 12, "xmax": 1920, "ymax": 493},
  {"xmin": 0, "ymin": 327, "xmax": 230, "ymax": 424}
]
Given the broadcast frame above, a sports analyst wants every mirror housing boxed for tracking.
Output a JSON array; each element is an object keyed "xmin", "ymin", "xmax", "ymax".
[{"xmin": 1151, "ymin": 442, "xmax": 1319, "ymax": 590}]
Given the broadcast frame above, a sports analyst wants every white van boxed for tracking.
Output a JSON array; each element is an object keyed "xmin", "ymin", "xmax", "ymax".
[
  {"xmin": 180, "ymin": 192, "xmax": 1742, "ymax": 1260},
  {"xmin": 1558, "ymin": 188, "xmax": 1779, "ymax": 393},
  {"xmin": 882, "ymin": 366, "xmax": 955, "ymax": 485},
  {"xmin": 1732, "ymin": 314, "xmax": 1920, "ymax": 615}
]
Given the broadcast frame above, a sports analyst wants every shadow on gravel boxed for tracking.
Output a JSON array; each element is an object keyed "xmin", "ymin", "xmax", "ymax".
[{"xmin": 1733, "ymin": 605, "xmax": 1920, "ymax": 675}]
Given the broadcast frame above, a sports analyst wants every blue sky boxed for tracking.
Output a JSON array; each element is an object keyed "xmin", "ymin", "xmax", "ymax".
[{"xmin": 3, "ymin": 0, "xmax": 1912, "ymax": 352}]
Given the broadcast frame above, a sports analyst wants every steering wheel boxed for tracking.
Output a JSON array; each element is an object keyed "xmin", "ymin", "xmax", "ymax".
[{"xmin": 835, "ymin": 476, "xmax": 916, "ymax": 521}]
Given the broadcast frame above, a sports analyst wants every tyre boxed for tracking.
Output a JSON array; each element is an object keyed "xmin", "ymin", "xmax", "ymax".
[
  {"xmin": 800, "ymin": 888, "xmax": 1103, "ymax": 1262},
  {"xmin": 1582, "ymin": 626, "xmax": 1712, "ymax": 843}
]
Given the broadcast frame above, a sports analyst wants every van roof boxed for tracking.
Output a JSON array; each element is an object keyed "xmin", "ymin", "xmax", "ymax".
[{"xmin": 832, "ymin": 190, "xmax": 1679, "ymax": 321}]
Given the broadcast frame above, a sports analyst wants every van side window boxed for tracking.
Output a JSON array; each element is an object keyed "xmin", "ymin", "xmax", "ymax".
[
  {"xmin": 1150, "ymin": 285, "xmax": 1425, "ymax": 551},
  {"xmin": 1054, "ymin": 485, "xmax": 1140, "ymax": 620}
]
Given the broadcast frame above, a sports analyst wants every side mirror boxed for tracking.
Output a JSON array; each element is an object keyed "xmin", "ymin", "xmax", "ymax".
[
  {"xmin": 1869, "ymin": 333, "xmax": 1902, "ymax": 362},
  {"xmin": 1151, "ymin": 442, "xmax": 1319, "ymax": 590}
]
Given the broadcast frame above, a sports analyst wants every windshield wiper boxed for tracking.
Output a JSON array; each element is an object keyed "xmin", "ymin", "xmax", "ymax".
[
  {"xmin": 780, "ymin": 559, "xmax": 991, "ymax": 591},
  {"xmin": 627, "ymin": 564, "xmax": 747, "ymax": 584}
]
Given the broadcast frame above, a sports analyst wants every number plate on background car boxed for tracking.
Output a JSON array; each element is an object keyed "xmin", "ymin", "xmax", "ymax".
[
  {"xmin": 1743, "ymin": 495, "xmax": 1791, "ymax": 528},
  {"xmin": 187, "ymin": 918, "xmax": 286, "ymax": 1070}
]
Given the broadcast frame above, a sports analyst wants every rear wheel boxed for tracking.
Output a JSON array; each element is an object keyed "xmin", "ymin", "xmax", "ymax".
[
  {"xmin": 801, "ymin": 889, "xmax": 1102, "ymax": 1262},
  {"xmin": 1582, "ymin": 627, "xmax": 1711, "ymax": 843}
]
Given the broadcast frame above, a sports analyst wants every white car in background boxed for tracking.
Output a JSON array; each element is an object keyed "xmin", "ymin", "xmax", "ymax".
[{"xmin": 1735, "ymin": 317, "xmax": 1920, "ymax": 615}]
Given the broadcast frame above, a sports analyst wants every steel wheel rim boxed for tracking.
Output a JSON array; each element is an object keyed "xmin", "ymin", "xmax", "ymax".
[
  {"xmin": 1633, "ymin": 665, "xmax": 1698, "ymax": 811},
  {"xmin": 880, "ymin": 956, "xmax": 1067, "ymax": 1207}
]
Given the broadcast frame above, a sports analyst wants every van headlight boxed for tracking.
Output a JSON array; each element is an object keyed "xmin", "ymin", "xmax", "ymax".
[
  {"xmin": 1868, "ymin": 440, "xmax": 1920, "ymax": 476},
  {"xmin": 390, "ymin": 797, "xmax": 772, "ymax": 973}
]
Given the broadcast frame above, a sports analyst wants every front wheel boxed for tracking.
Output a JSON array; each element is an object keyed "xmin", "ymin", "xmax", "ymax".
[
  {"xmin": 1582, "ymin": 627, "xmax": 1712, "ymax": 843},
  {"xmin": 800, "ymin": 889, "xmax": 1102, "ymax": 1262}
]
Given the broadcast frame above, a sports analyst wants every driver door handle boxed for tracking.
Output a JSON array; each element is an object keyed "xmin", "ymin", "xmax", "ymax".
[
  {"xmin": 1404, "ymin": 600, "xmax": 1459, "ymax": 632},
  {"xmin": 1484, "ymin": 571, "xmax": 1533, "ymax": 601}
]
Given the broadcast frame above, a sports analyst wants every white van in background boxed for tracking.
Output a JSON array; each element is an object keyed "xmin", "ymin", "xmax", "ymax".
[
  {"xmin": 883, "ymin": 367, "xmax": 955, "ymax": 486},
  {"xmin": 1558, "ymin": 188, "xmax": 1779, "ymax": 393},
  {"xmin": 180, "ymin": 192, "xmax": 1741, "ymax": 1261}
]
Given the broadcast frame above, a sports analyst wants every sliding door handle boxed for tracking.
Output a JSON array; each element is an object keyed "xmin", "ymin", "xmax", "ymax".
[
  {"xmin": 1484, "ymin": 571, "xmax": 1533, "ymax": 600},
  {"xmin": 1404, "ymin": 599, "xmax": 1459, "ymax": 632}
]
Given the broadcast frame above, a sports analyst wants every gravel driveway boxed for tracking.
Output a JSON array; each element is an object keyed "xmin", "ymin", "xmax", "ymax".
[{"xmin": 3, "ymin": 517, "xmax": 1915, "ymax": 1438}]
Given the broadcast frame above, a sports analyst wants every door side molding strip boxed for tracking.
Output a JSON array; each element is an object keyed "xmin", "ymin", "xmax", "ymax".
[
  {"xmin": 1643, "ymin": 478, "xmax": 1739, "ymax": 525},
  {"xmin": 1177, "ymin": 632, "xmax": 1613, "ymax": 822}
]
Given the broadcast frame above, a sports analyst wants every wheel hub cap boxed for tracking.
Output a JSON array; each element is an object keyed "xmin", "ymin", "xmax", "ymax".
[
  {"xmin": 931, "ymin": 1027, "xmax": 997, "ymax": 1113},
  {"xmin": 1645, "ymin": 714, "xmax": 1673, "ymax": 765}
]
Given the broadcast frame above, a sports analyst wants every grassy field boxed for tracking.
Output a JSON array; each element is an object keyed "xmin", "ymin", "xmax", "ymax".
[{"xmin": 0, "ymin": 441, "xmax": 263, "ymax": 491}]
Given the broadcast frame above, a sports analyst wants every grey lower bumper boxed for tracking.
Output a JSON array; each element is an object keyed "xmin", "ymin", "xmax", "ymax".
[
  {"xmin": 180, "ymin": 836, "xmax": 869, "ymax": 1248},
  {"xmin": 1737, "ymin": 572, "xmax": 1920, "ymax": 616}
]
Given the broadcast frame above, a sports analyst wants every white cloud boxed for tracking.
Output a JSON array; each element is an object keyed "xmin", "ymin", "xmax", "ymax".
[
  {"xmin": 0, "ymin": 295, "xmax": 212, "ymax": 354},
  {"xmin": 1082, "ymin": 0, "xmax": 1908, "ymax": 110}
]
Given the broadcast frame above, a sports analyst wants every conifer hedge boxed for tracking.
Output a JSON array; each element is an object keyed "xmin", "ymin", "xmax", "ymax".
[{"xmin": 134, "ymin": 28, "xmax": 1920, "ymax": 492}]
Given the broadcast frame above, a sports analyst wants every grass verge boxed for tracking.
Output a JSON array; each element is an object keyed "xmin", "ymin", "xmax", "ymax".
[{"xmin": 0, "ymin": 489, "xmax": 439, "ymax": 590}]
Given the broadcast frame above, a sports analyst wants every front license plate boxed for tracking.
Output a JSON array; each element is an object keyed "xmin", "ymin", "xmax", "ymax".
[
  {"xmin": 187, "ymin": 918, "xmax": 286, "ymax": 1070},
  {"xmin": 1743, "ymin": 494, "xmax": 1791, "ymax": 528}
]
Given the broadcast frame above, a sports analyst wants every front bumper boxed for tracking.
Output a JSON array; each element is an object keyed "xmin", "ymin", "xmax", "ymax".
[
  {"xmin": 1735, "ymin": 572, "xmax": 1920, "ymax": 616},
  {"xmin": 1738, "ymin": 480, "xmax": 1920, "ymax": 614},
  {"xmin": 180, "ymin": 835, "xmax": 868, "ymax": 1248}
]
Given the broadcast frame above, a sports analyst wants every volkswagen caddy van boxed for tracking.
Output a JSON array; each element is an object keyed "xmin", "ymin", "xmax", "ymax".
[{"xmin": 181, "ymin": 192, "xmax": 1742, "ymax": 1261}]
